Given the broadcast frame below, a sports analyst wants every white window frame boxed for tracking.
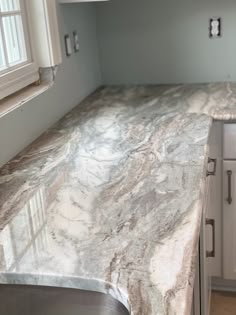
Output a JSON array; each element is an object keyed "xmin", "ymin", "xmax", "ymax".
[
  {"xmin": 26, "ymin": 0, "xmax": 62, "ymax": 69},
  {"xmin": 0, "ymin": 0, "xmax": 39, "ymax": 100},
  {"xmin": 0, "ymin": 0, "xmax": 62, "ymax": 102}
]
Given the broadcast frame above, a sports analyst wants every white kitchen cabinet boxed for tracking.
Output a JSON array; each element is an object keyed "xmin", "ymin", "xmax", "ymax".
[
  {"xmin": 207, "ymin": 121, "xmax": 222, "ymax": 278},
  {"xmin": 200, "ymin": 175, "xmax": 213, "ymax": 315},
  {"xmin": 223, "ymin": 160, "xmax": 236, "ymax": 280},
  {"xmin": 222, "ymin": 122, "xmax": 236, "ymax": 280},
  {"xmin": 195, "ymin": 121, "xmax": 222, "ymax": 315}
]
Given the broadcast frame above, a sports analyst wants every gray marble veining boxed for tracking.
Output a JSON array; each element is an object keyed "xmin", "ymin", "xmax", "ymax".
[{"xmin": 1, "ymin": 83, "xmax": 236, "ymax": 315}]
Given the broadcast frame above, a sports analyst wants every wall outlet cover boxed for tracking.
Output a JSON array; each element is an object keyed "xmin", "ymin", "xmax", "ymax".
[{"xmin": 209, "ymin": 18, "xmax": 222, "ymax": 38}]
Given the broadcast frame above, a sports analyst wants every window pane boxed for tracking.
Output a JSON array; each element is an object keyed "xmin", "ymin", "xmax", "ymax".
[
  {"xmin": 0, "ymin": 0, "xmax": 19, "ymax": 12},
  {"xmin": 0, "ymin": 31, "xmax": 6, "ymax": 70},
  {"xmin": 2, "ymin": 14, "xmax": 26, "ymax": 65}
]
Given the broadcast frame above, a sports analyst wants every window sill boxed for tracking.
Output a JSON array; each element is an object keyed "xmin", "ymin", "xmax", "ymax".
[
  {"xmin": 0, "ymin": 63, "xmax": 39, "ymax": 101},
  {"xmin": 0, "ymin": 82, "xmax": 53, "ymax": 119}
]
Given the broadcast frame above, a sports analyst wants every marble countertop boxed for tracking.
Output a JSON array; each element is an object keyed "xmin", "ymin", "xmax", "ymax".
[{"xmin": 1, "ymin": 83, "xmax": 236, "ymax": 315}]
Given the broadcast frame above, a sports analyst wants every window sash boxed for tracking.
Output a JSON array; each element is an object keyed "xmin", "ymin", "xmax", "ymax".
[
  {"xmin": 0, "ymin": 0, "xmax": 62, "ymax": 101},
  {"xmin": 0, "ymin": 0, "xmax": 28, "ymax": 70},
  {"xmin": 0, "ymin": 0, "xmax": 39, "ymax": 100}
]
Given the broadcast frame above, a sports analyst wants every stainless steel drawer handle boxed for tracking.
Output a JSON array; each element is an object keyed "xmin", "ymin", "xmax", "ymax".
[
  {"xmin": 206, "ymin": 218, "xmax": 215, "ymax": 258},
  {"xmin": 227, "ymin": 170, "xmax": 232, "ymax": 205},
  {"xmin": 206, "ymin": 158, "xmax": 217, "ymax": 176}
]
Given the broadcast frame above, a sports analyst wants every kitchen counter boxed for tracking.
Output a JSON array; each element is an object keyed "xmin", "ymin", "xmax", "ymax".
[{"xmin": 1, "ymin": 83, "xmax": 236, "ymax": 314}]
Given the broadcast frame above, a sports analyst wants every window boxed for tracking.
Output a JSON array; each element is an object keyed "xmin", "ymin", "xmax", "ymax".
[
  {"xmin": 0, "ymin": 0, "xmax": 62, "ymax": 101},
  {"xmin": 0, "ymin": 0, "xmax": 29, "ymax": 72},
  {"xmin": 0, "ymin": 0, "xmax": 39, "ymax": 100}
]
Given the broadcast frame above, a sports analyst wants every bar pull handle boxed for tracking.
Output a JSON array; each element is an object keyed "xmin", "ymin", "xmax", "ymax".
[
  {"xmin": 206, "ymin": 218, "xmax": 215, "ymax": 258},
  {"xmin": 227, "ymin": 170, "xmax": 232, "ymax": 205},
  {"xmin": 207, "ymin": 158, "xmax": 217, "ymax": 176}
]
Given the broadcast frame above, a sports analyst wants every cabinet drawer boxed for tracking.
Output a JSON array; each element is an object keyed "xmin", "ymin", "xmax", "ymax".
[{"xmin": 224, "ymin": 123, "xmax": 236, "ymax": 159}]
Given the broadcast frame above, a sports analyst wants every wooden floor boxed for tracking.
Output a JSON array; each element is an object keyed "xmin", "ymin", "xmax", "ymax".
[{"xmin": 211, "ymin": 291, "xmax": 236, "ymax": 315}]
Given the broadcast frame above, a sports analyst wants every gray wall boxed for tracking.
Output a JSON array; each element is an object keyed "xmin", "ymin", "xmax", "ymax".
[
  {"xmin": 97, "ymin": 0, "xmax": 236, "ymax": 85},
  {"xmin": 2, "ymin": 0, "xmax": 236, "ymax": 167},
  {"xmin": 0, "ymin": 3, "xmax": 101, "ymax": 168}
]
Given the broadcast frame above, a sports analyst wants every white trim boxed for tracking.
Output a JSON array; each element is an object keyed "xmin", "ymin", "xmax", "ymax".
[
  {"xmin": 26, "ymin": 0, "xmax": 62, "ymax": 68},
  {"xmin": 212, "ymin": 285, "xmax": 236, "ymax": 293},
  {"xmin": 212, "ymin": 277, "xmax": 236, "ymax": 292},
  {"xmin": 0, "ymin": 83, "xmax": 52, "ymax": 118},
  {"xmin": 0, "ymin": 62, "xmax": 39, "ymax": 100}
]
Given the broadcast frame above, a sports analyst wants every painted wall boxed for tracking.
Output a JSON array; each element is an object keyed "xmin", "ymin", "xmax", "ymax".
[
  {"xmin": 0, "ymin": 3, "xmax": 101, "ymax": 167},
  {"xmin": 97, "ymin": 0, "xmax": 236, "ymax": 85},
  {"xmin": 2, "ymin": 0, "xmax": 236, "ymax": 167}
]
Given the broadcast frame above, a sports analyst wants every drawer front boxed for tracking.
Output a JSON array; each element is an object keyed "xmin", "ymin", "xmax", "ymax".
[{"xmin": 224, "ymin": 123, "xmax": 236, "ymax": 159}]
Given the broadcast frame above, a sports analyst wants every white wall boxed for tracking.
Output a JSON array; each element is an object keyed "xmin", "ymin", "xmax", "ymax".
[
  {"xmin": 0, "ymin": 3, "xmax": 101, "ymax": 167},
  {"xmin": 97, "ymin": 0, "xmax": 236, "ymax": 85}
]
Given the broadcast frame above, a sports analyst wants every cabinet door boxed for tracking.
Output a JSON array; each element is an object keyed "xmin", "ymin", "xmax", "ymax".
[
  {"xmin": 192, "ymin": 249, "xmax": 201, "ymax": 315},
  {"xmin": 200, "ymin": 177, "xmax": 213, "ymax": 315},
  {"xmin": 207, "ymin": 121, "xmax": 222, "ymax": 278},
  {"xmin": 200, "ymin": 121, "xmax": 222, "ymax": 315},
  {"xmin": 223, "ymin": 161, "xmax": 236, "ymax": 279}
]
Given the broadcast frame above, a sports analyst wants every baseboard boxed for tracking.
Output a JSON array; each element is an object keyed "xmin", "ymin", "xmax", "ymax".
[{"xmin": 212, "ymin": 277, "xmax": 236, "ymax": 292}]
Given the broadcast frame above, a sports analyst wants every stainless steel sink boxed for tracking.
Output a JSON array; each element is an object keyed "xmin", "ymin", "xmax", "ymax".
[{"xmin": 0, "ymin": 285, "xmax": 129, "ymax": 315}]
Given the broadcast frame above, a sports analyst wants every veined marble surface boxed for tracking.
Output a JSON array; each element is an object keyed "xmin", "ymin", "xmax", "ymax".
[{"xmin": 1, "ymin": 83, "xmax": 236, "ymax": 315}]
